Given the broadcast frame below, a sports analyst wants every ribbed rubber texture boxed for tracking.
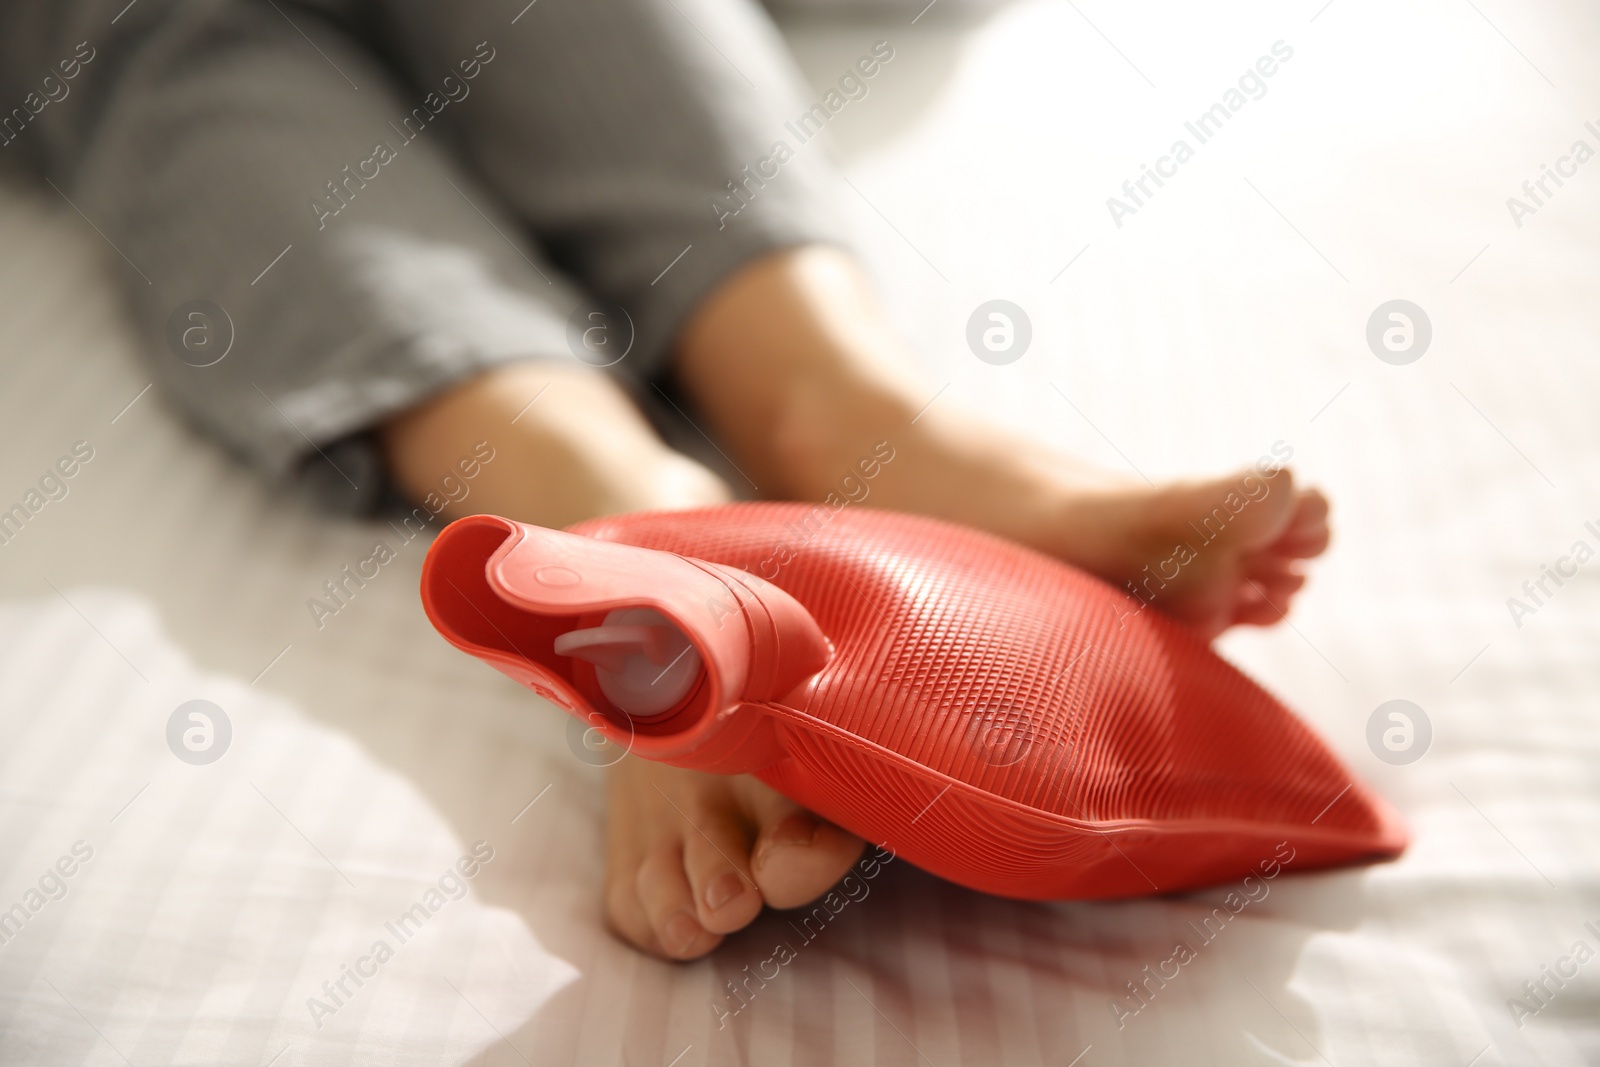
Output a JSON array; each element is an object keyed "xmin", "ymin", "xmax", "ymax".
[{"xmin": 563, "ymin": 503, "xmax": 1407, "ymax": 900}]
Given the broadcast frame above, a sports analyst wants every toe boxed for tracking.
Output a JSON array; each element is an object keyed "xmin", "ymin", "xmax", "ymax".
[
  {"xmin": 636, "ymin": 843, "xmax": 722, "ymax": 959},
  {"xmin": 1272, "ymin": 488, "xmax": 1331, "ymax": 558},
  {"xmin": 1244, "ymin": 552, "xmax": 1306, "ymax": 584},
  {"xmin": 1246, "ymin": 558, "xmax": 1308, "ymax": 596},
  {"xmin": 606, "ymin": 758, "xmax": 770, "ymax": 957},
  {"xmin": 678, "ymin": 803, "xmax": 764, "ymax": 934},
  {"xmin": 1233, "ymin": 599, "xmax": 1289, "ymax": 627},
  {"xmin": 604, "ymin": 865, "xmax": 659, "ymax": 957},
  {"xmin": 1233, "ymin": 572, "xmax": 1305, "ymax": 627},
  {"xmin": 745, "ymin": 789, "xmax": 866, "ymax": 910}
]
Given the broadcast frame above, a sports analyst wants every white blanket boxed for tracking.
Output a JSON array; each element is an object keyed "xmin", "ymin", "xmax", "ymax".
[{"xmin": 1, "ymin": 1, "xmax": 1597, "ymax": 1063}]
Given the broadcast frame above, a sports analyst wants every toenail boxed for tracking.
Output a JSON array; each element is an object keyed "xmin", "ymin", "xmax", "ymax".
[
  {"xmin": 705, "ymin": 871, "xmax": 746, "ymax": 911},
  {"xmin": 663, "ymin": 911, "xmax": 702, "ymax": 954},
  {"xmin": 768, "ymin": 813, "xmax": 821, "ymax": 848}
]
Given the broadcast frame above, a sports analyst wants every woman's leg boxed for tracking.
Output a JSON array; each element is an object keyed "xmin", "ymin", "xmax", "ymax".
[
  {"xmin": 358, "ymin": 0, "xmax": 879, "ymax": 960},
  {"xmin": 672, "ymin": 246, "xmax": 1333, "ymax": 639},
  {"xmin": 0, "ymin": 0, "xmax": 722, "ymax": 525},
  {"xmin": 352, "ymin": 0, "xmax": 1328, "ymax": 634},
  {"xmin": 2, "ymin": 0, "xmax": 868, "ymax": 963},
  {"xmin": 359, "ymin": 0, "xmax": 1331, "ymax": 958}
]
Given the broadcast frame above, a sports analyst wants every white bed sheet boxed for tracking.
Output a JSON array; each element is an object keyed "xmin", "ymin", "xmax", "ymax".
[{"xmin": 1, "ymin": 1, "xmax": 1598, "ymax": 1064}]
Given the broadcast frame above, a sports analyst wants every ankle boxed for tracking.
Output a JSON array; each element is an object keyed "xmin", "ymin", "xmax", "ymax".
[{"xmin": 382, "ymin": 362, "xmax": 732, "ymax": 528}]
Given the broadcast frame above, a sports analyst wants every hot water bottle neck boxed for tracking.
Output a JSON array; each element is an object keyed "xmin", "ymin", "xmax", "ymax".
[{"xmin": 421, "ymin": 503, "xmax": 1406, "ymax": 900}]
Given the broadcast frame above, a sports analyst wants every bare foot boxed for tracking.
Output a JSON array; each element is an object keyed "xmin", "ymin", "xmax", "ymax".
[
  {"xmin": 383, "ymin": 360, "xmax": 864, "ymax": 960},
  {"xmin": 775, "ymin": 381, "xmax": 1331, "ymax": 640},
  {"xmin": 603, "ymin": 755, "xmax": 865, "ymax": 960},
  {"xmin": 387, "ymin": 253, "xmax": 1333, "ymax": 965},
  {"xmin": 673, "ymin": 247, "xmax": 1332, "ymax": 641}
]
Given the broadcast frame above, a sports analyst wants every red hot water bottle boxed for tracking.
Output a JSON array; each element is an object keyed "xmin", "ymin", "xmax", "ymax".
[{"xmin": 421, "ymin": 503, "xmax": 1406, "ymax": 899}]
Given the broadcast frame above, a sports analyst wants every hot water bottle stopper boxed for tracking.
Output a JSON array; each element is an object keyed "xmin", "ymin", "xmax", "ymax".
[{"xmin": 421, "ymin": 503, "xmax": 1406, "ymax": 900}]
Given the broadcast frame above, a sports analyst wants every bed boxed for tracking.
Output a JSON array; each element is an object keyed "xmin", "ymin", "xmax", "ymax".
[{"xmin": 1, "ymin": 0, "xmax": 1597, "ymax": 1063}]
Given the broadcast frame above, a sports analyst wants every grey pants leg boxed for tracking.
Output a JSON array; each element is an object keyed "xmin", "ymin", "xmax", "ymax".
[
  {"xmin": 346, "ymin": 0, "xmax": 850, "ymax": 370},
  {"xmin": 0, "ymin": 0, "xmax": 846, "ymax": 511}
]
